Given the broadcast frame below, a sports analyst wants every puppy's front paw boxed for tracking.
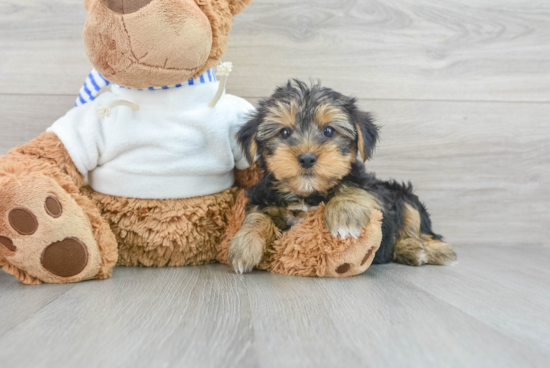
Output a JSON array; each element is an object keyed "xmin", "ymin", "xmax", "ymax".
[
  {"xmin": 228, "ymin": 230, "xmax": 265, "ymax": 274},
  {"xmin": 324, "ymin": 199, "xmax": 372, "ymax": 239}
]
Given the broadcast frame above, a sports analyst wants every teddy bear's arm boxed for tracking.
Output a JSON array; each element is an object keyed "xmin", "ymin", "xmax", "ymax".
[
  {"xmin": 7, "ymin": 132, "xmax": 84, "ymax": 187},
  {"xmin": 234, "ymin": 167, "xmax": 263, "ymax": 190}
]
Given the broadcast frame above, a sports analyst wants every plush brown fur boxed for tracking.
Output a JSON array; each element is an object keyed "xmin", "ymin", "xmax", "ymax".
[
  {"xmin": 234, "ymin": 166, "xmax": 264, "ymax": 190},
  {"xmin": 83, "ymin": 0, "xmax": 250, "ymax": 88},
  {"xmin": 217, "ymin": 190, "xmax": 248, "ymax": 264},
  {"xmin": 9, "ymin": 133, "xmax": 84, "ymax": 186},
  {"xmin": 0, "ymin": 134, "xmax": 118, "ymax": 284},
  {"xmin": 0, "ymin": 133, "xmax": 257, "ymax": 283},
  {"xmin": 82, "ymin": 186, "xmax": 239, "ymax": 267},
  {"xmin": 263, "ymin": 205, "xmax": 382, "ymax": 278},
  {"xmin": 394, "ymin": 203, "xmax": 456, "ymax": 266}
]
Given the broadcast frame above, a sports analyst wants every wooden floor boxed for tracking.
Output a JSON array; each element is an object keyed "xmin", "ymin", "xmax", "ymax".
[
  {"xmin": 1, "ymin": 0, "xmax": 550, "ymax": 367},
  {"xmin": 0, "ymin": 245, "xmax": 548, "ymax": 368}
]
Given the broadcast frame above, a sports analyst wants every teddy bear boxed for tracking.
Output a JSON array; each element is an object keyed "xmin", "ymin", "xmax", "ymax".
[{"xmin": 0, "ymin": 0, "xmax": 383, "ymax": 285}]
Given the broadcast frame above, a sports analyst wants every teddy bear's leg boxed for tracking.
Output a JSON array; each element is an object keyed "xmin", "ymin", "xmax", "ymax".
[
  {"xmin": 256, "ymin": 204, "xmax": 384, "ymax": 278},
  {"xmin": 319, "ymin": 187, "xmax": 383, "ymax": 277},
  {"xmin": 321, "ymin": 208, "xmax": 384, "ymax": 277},
  {"xmin": 0, "ymin": 134, "xmax": 118, "ymax": 284},
  {"xmin": 84, "ymin": 185, "xmax": 240, "ymax": 268}
]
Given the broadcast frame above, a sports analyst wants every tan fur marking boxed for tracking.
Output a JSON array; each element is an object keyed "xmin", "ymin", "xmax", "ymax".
[
  {"xmin": 315, "ymin": 144, "xmax": 354, "ymax": 185},
  {"xmin": 266, "ymin": 143, "xmax": 353, "ymax": 196},
  {"xmin": 315, "ymin": 104, "xmax": 348, "ymax": 128},
  {"xmin": 228, "ymin": 207, "xmax": 280, "ymax": 273},
  {"xmin": 394, "ymin": 203, "xmax": 426, "ymax": 266},
  {"xmin": 260, "ymin": 205, "xmax": 310, "ymax": 230},
  {"xmin": 266, "ymin": 101, "xmax": 298, "ymax": 128},
  {"xmin": 394, "ymin": 203, "xmax": 456, "ymax": 266},
  {"xmin": 265, "ymin": 146, "xmax": 303, "ymax": 184},
  {"xmin": 399, "ymin": 203, "xmax": 422, "ymax": 239},
  {"xmin": 422, "ymin": 235, "xmax": 457, "ymax": 265},
  {"xmin": 248, "ymin": 134, "xmax": 258, "ymax": 167},
  {"xmin": 324, "ymin": 186, "xmax": 379, "ymax": 238},
  {"xmin": 394, "ymin": 238, "xmax": 426, "ymax": 266},
  {"xmin": 356, "ymin": 124, "xmax": 368, "ymax": 161}
]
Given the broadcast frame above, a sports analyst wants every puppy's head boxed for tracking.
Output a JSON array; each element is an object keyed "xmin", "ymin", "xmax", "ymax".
[{"xmin": 238, "ymin": 80, "xmax": 379, "ymax": 196}]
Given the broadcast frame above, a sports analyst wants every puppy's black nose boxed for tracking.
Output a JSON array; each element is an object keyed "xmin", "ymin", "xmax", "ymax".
[{"xmin": 298, "ymin": 153, "xmax": 317, "ymax": 169}]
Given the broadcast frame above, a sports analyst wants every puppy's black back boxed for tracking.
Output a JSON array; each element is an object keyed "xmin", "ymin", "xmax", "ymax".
[{"xmin": 342, "ymin": 162, "xmax": 444, "ymax": 264}]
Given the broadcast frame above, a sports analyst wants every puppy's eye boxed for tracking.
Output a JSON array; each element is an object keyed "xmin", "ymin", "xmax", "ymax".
[
  {"xmin": 280, "ymin": 128, "xmax": 292, "ymax": 140},
  {"xmin": 324, "ymin": 126, "xmax": 335, "ymax": 138}
]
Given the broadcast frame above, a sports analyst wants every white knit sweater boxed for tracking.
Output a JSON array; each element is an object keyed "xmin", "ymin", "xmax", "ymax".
[{"xmin": 48, "ymin": 75, "xmax": 254, "ymax": 199}]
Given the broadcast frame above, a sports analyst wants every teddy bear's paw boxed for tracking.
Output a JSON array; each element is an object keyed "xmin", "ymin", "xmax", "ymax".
[
  {"xmin": 228, "ymin": 231, "xmax": 265, "ymax": 274},
  {"xmin": 324, "ymin": 244, "xmax": 378, "ymax": 278},
  {"xmin": 0, "ymin": 175, "xmax": 105, "ymax": 284},
  {"xmin": 324, "ymin": 199, "xmax": 371, "ymax": 239},
  {"xmin": 320, "ymin": 208, "xmax": 384, "ymax": 278}
]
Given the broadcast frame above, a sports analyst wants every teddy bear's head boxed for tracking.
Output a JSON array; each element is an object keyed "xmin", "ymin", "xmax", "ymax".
[{"xmin": 82, "ymin": 0, "xmax": 252, "ymax": 88}]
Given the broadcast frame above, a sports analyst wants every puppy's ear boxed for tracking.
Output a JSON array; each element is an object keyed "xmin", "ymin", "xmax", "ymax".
[
  {"xmin": 349, "ymin": 104, "xmax": 379, "ymax": 161},
  {"xmin": 227, "ymin": 0, "xmax": 253, "ymax": 16},
  {"xmin": 237, "ymin": 113, "xmax": 261, "ymax": 167}
]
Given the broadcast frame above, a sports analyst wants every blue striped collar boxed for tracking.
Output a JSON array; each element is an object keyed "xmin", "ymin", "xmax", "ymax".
[{"xmin": 75, "ymin": 68, "xmax": 217, "ymax": 107}]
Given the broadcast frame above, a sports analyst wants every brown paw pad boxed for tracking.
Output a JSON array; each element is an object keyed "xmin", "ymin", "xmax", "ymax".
[
  {"xmin": 9, "ymin": 208, "xmax": 38, "ymax": 235},
  {"xmin": 361, "ymin": 247, "xmax": 375, "ymax": 266},
  {"xmin": 0, "ymin": 236, "xmax": 16, "ymax": 251},
  {"xmin": 44, "ymin": 196, "xmax": 63, "ymax": 218},
  {"xmin": 41, "ymin": 238, "xmax": 88, "ymax": 278},
  {"xmin": 336, "ymin": 263, "xmax": 351, "ymax": 274}
]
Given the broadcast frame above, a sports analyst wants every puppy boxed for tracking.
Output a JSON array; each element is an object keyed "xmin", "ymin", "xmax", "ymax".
[{"xmin": 228, "ymin": 80, "xmax": 456, "ymax": 274}]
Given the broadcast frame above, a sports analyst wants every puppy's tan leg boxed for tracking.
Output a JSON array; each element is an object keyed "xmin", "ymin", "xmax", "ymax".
[
  {"xmin": 228, "ymin": 208, "xmax": 279, "ymax": 274},
  {"xmin": 394, "ymin": 203, "xmax": 456, "ymax": 266},
  {"xmin": 324, "ymin": 186, "xmax": 379, "ymax": 239},
  {"xmin": 422, "ymin": 235, "xmax": 457, "ymax": 265},
  {"xmin": 394, "ymin": 238, "xmax": 428, "ymax": 266},
  {"xmin": 394, "ymin": 203, "xmax": 427, "ymax": 266}
]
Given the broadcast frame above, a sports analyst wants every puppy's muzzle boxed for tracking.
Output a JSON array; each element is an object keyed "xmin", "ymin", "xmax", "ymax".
[{"xmin": 298, "ymin": 153, "xmax": 317, "ymax": 169}]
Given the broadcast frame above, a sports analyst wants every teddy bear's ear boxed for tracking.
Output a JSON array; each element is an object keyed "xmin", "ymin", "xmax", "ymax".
[
  {"xmin": 227, "ymin": 0, "xmax": 253, "ymax": 16},
  {"xmin": 84, "ymin": 0, "xmax": 94, "ymax": 10}
]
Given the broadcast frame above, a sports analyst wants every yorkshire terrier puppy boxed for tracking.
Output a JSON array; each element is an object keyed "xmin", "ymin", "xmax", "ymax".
[{"xmin": 228, "ymin": 80, "xmax": 456, "ymax": 274}]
